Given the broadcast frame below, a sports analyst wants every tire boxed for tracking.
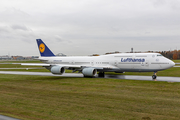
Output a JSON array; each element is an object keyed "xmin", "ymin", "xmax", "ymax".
[
  {"xmin": 98, "ymin": 72, "xmax": 105, "ymax": 77},
  {"xmin": 152, "ymin": 75, "xmax": 157, "ymax": 79}
]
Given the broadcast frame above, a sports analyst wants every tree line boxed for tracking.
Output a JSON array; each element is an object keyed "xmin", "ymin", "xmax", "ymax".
[{"xmin": 160, "ymin": 50, "xmax": 180, "ymax": 60}]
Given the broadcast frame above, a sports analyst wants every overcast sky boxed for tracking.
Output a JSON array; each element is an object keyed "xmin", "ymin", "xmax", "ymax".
[{"xmin": 0, "ymin": 0, "xmax": 180, "ymax": 56}]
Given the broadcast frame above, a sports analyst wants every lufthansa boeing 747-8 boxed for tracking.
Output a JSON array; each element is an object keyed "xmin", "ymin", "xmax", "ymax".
[{"xmin": 22, "ymin": 39, "xmax": 175, "ymax": 79}]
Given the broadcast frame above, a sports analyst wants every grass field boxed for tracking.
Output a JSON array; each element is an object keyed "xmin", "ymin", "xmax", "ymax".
[
  {"xmin": 0, "ymin": 60, "xmax": 180, "ymax": 120},
  {"xmin": 0, "ymin": 74, "xmax": 180, "ymax": 120},
  {"xmin": 173, "ymin": 60, "xmax": 180, "ymax": 63}
]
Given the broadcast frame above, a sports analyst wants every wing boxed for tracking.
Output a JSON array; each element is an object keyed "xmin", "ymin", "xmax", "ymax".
[
  {"xmin": 21, "ymin": 63, "xmax": 118, "ymax": 70},
  {"xmin": 21, "ymin": 63, "xmax": 81, "ymax": 68}
]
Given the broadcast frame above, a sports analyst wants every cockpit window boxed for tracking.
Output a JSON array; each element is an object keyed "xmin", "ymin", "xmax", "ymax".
[{"xmin": 157, "ymin": 54, "xmax": 162, "ymax": 56}]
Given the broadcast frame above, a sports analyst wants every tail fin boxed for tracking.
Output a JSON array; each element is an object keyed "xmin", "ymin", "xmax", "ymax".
[{"xmin": 36, "ymin": 39, "xmax": 55, "ymax": 57}]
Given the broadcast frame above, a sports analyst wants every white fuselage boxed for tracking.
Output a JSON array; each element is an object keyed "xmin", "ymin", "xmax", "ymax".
[{"xmin": 39, "ymin": 53, "xmax": 175, "ymax": 72}]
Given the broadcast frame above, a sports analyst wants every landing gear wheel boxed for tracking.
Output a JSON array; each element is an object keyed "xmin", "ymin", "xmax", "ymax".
[
  {"xmin": 98, "ymin": 72, "xmax": 105, "ymax": 78},
  {"xmin": 152, "ymin": 75, "xmax": 157, "ymax": 79}
]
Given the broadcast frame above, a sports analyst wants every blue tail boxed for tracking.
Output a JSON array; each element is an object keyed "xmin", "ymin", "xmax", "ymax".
[{"xmin": 36, "ymin": 39, "xmax": 55, "ymax": 57}]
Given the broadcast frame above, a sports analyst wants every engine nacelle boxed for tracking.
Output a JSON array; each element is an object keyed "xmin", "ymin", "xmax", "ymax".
[
  {"xmin": 51, "ymin": 66, "xmax": 65, "ymax": 75},
  {"xmin": 82, "ymin": 68, "xmax": 97, "ymax": 77}
]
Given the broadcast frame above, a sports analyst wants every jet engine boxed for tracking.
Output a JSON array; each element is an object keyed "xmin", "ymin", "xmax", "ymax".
[
  {"xmin": 51, "ymin": 66, "xmax": 65, "ymax": 75},
  {"xmin": 82, "ymin": 68, "xmax": 97, "ymax": 77}
]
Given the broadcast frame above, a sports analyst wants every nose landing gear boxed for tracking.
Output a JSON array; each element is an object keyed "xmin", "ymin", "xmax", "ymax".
[{"xmin": 152, "ymin": 72, "xmax": 157, "ymax": 79}]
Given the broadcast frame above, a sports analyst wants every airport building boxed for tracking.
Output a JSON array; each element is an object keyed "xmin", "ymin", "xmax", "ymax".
[
  {"xmin": 0, "ymin": 55, "xmax": 38, "ymax": 60},
  {"xmin": 0, "ymin": 55, "xmax": 12, "ymax": 60}
]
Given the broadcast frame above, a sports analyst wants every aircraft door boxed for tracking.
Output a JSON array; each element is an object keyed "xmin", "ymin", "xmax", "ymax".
[
  {"xmin": 114, "ymin": 60, "xmax": 118, "ymax": 66},
  {"xmin": 71, "ymin": 60, "xmax": 74, "ymax": 65},
  {"xmin": 145, "ymin": 60, "xmax": 149, "ymax": 66},
  {"xmin": 141, "ymin": 60, "xmax": 149, "ymax": 67},
  {"xmin": 91, "ymin": 60, "xmax": 94, "ymax": 66}
]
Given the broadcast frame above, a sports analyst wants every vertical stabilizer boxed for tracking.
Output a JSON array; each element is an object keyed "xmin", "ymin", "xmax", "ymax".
[{"xmin": 36, "ymin": 39, "xmax": 55, "ymax": 57}]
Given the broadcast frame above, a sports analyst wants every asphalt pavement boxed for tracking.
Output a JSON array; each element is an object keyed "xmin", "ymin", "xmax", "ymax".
[{"xmin": 0, "ymin": 71, "xmax": 180, "ymax": 82}]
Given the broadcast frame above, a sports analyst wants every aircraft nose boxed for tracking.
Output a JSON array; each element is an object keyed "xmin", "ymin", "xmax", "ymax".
[{"xmin": 170, "ymin": 61, "xmax": 175, "ymax": 67}]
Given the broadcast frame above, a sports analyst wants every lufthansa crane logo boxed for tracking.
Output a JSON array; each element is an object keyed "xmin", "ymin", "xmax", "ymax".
[{"xmin": 39, "ymin": 43, "xmax": 45, "ymax": 53}]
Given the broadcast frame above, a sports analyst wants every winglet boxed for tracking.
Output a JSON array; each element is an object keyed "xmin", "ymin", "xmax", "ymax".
[{"xmin": 36, "ymin": 39, "xmax": 55, "ymax": 57}]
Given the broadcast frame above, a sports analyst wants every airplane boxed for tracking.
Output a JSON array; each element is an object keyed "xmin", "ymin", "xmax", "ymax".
[{"xmin": 21, "ymin": 39, "xmax": 175, "ymax": 79}]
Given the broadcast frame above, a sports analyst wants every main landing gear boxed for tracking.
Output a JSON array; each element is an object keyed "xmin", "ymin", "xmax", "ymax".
[
  {"xmin": 98, "ymin": 72, "xmax": 105, "ymax": 77},
  {"xmin": 152, "ymin": 72, "xmax": 157, "ymax": 80}
]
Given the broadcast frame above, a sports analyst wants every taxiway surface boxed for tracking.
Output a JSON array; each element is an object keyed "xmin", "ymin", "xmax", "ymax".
[
  {"xmin": 0, "ymin": 71, "xmax": 180, "ymax": 82},
  {"xmin": 0, "ymin": 115, "xmax": 19, "ymax": 120}
]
